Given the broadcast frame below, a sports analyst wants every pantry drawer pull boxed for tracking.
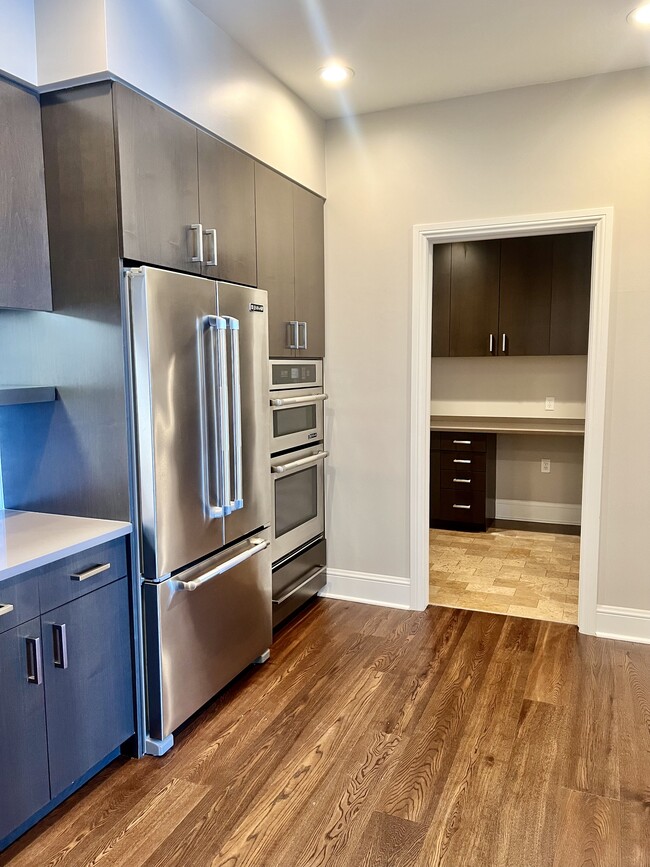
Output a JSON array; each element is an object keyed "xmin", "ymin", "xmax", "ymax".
[
  {"xmin": 70, "ymin": 563, "xmax": 111, "ymax": 582},
  {"xmin": 453, "ymin": 459, "xmax": 471, "ymax": 464},
  {"xmin": 453, "ymin": 504, "xmax": 472, "ymax": 510},
  {"xmin": 453, "ymin": 440, "xmax": 472, "ymax": 445},
  {"xmin": 0, "ymin": 603, "xmax": 14, "ymax": 617},
  {"xmin": 453, "ymin": 478, "xmax": 471, "ymax": 484}
]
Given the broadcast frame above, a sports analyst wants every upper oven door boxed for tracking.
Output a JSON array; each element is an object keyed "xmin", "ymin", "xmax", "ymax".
[
  {"xmin": 270, "ymin": 388, "xmax": 326, "ymax": 453},
  {"xmin": 271, "ymin": 446, "xmax": 327, "ymax": 563}
]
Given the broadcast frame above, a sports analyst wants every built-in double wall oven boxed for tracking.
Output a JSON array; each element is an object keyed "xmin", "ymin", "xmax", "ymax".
[{"xmin": 270, "ymin": 360, "xmax": 328, "ymax": 625}]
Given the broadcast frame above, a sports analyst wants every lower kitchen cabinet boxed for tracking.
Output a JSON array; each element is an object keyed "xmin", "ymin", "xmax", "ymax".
[
  {"xmin": 430, "ymin": 432, "xmax": 496, "ymax": 531},
  {"xmin": 0, "ymin": 538, "xmax": 134, "ymax": 850},
  {"xmin": 0, "ymin": 618, "xmax": 51, "ymax": 841}
]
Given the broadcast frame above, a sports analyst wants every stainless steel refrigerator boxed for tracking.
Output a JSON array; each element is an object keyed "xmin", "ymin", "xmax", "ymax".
[{"xmin": 125, "ymin": 266, "xmax": 271, "ymax": 754}]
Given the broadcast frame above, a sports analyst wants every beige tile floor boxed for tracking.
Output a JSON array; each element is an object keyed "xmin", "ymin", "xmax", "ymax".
[{"xmin": 429, "ymin": 526, "xmax": 580, "ymax": 624}]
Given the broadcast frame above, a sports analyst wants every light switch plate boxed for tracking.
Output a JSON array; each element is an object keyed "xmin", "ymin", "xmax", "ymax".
[
  {"xmin": 541, "ymin": 459, "xmax": 551, "ymax": 474},
  {"xmin": 545, "ymin": 397, "xmax": 555, "ymax": 411}
]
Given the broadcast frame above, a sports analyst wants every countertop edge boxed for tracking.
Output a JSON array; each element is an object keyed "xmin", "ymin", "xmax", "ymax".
[
  {"xmin": 429, "ymin": 415, "xmax": 585, "ymax": 435},
  {"xmin": 0, "ymin": 516, "xmax": 132, "ymax": 583}
]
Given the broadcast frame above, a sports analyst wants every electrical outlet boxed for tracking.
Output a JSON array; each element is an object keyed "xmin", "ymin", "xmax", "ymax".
[
  {"xmin": 545, "ymin": 397, "xmax": 555, "ymax": 411},
  {"xmin": 541, "ymin": 459, "xmax": 551, "ymax": 474}
]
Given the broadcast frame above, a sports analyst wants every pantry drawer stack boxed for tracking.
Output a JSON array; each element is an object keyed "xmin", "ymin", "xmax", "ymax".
[{"xmin": 430, "ymin": 432, "xmax": 496, "ymax": 531}]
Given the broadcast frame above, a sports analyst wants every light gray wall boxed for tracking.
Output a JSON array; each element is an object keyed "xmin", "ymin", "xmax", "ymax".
[
  {"xmin": 0, "ymin": 0, "xmax": 37, "ymax": 84},
  {"xmin": 496, "ymin": 435, "xmax": 584, "ymax": 505},
  {"xmin": 325, "ymin": 67, "xmax": 650, "ymax": 611}
]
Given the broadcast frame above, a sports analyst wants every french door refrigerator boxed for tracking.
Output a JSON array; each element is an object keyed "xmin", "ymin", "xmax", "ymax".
[{"xmin": 125, "ymin": 266, "xmax": 271, "ymax": 754}]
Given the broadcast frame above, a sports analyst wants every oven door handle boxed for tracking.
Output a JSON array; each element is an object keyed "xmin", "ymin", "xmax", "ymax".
[
  {"xmin": 270, "ymin": 393, "xmax": 329, "ymax": 408},
  {"xmin": 271, "ymin": 450, "xmax": 329, "ymax": 474},
  {"xmin": 173, "ymin": 538, "xmax": 270, "ymax": 592}
]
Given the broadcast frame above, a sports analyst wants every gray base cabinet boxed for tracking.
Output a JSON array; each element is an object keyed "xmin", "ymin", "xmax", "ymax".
[{"xmin": 0, "ymin": 538, "xmax": 134, "ymax": 849}]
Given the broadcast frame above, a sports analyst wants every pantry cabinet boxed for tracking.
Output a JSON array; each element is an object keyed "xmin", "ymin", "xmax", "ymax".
[
  {"xmin": 499, "ymin": 235, "xmax": 553, "ymax": 356},
  {"xmin": 449, "ymin": 241, "xmax": 501, "ymax": 357}
]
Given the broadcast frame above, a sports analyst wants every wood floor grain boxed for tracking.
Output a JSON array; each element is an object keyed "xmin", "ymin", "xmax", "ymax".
[{"xmin": 2, "ymin": 599, "xmax": 649, "ymax": 867}]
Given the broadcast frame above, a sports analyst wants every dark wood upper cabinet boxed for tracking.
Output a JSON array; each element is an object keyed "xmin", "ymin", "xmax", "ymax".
[
  {"xmin": 498, "ymin": 236, "xmax": 553, "ymax": 356},
  {"xmin": 550, "ymin": 232, "xmax": 592, "ymax": 355},
  {"xmin": 114, "ymin": 84, "xmax": 200, "ymax": 273},
  {"xmin": 293, "ymin": 185, "xmax": 325, "ymax": 358},
  {"xmin": 197, "ymin": 132, "xmax": 257, "ymax": 286},
  {"xmin": 449, "ymin": 241, "xmax": 500, "ymax": 357},
  {"xmin": 0, "ymin": 77, "xmax": 52, "ymax": 311},
  {"xmin": 255, "ymin": 163, "xmax": 295, "ymax": 358},
  {"xmin": 431, "ymin": 244, "xmax": 451, "ymax": 357}
]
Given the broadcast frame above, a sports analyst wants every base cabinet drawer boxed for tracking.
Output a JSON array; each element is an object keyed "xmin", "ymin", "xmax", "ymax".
[
  {"xmin": 440, "ymin": 489, "xmax": 487, "ymax": 524},
  {"xmin": 441, "ymin": 451, "xmax": 487, "ymax": 473},
  {"xmin": 431, "ymin": 431, "xmax": 496, "ymax": 531},
  {"xmin": 441, "ymin": 468, "xmax": 486, "ymax": 492},
  {"xmin": 272, "ymin": 537, "xmax": 326, "ymax": 628}
]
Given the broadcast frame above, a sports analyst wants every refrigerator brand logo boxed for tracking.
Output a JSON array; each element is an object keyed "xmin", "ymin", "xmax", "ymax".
[{"xmin": 249, "ymin": 303, "xmax": 265, "ymax": 313}]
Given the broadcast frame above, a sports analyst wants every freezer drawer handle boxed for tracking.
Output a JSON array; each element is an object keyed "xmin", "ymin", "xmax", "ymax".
[
  {"xmin": 271, "ymin": 450, "xmax": 329, "ymax": 474},
  {"xmin": 70, "ymin": 562, "xmax": 110, "ymax": 582},
  {"xmin": 173, "ymin": 538, "xmax": 270, "ymax": 592},
  {"xmin": 270, "ymin": 393, "xmax": 329, "ymax": 408},
  {"xmin": 273, "ymin": 566, "xmax": 326, "ymax": 605},
  {"xmin": 0, "ymin": 602, "xmax": 14, "ymax": 617}
]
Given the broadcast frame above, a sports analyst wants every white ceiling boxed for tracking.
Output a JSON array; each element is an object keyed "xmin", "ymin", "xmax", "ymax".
[{"xmin": 189, "ymin": 0, "xmax": 650, "ymax": 119}]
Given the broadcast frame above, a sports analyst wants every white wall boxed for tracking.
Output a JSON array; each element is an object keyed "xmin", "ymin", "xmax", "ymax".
[
  {"xmin": 32, "ymin": 0, "xmax": 325, "ymax": 193},
  {"xmin": 0, "ymin": 0, "xmax": 37, "ymax": 84},
  {"xmin": 325, "ymin": 67, "xmax": 650, "ymax": 612},
  {"xmin": 431, "ymin": 356, "xmax": 587, "ymax": 419}
]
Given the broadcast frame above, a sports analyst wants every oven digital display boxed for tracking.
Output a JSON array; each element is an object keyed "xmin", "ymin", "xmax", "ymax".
[{"xmin": 272, "ymin": 364, "xmax": 317, "ymax": 386}]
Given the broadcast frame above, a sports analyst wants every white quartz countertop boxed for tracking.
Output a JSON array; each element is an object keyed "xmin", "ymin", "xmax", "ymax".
[{"xmin": 0, "ymin": 510, "xmax": 132, "ymax": 582}]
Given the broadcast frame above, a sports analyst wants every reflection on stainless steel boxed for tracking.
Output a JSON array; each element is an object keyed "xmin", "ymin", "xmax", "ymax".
[{"xmin": 126, "ymin": 266, "xmax": 271, "ymax": 753}]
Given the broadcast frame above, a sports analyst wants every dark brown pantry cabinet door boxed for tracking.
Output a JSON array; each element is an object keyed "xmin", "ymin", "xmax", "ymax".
[
  {"xmin": 449, "ymin": 241, "xmax": 500, "ymax": 357},
  {"xmin": 255, "ymin": 163, "xmax": 295, "ymax": 357},
  {"xmin": 0, "ymin": 77, "xmax": 51, "ymax": 310},
  {"xmin": 550, "ymin": 232, "xmax": 592, "ymax": 355},
  {"xmin": 431, "ymin": 243, "xmax": 451, "ymax": 357},
  {"xmin": 499, "ymin": 236, "xmax": 553, "ymax": 355},
  {"xmin": 114, "ymin": 84, "xmax": 200, "ymax": 273},
  {"xmin": 293, "ymin": 185, "xmax": 325, "ymax": 358},
  {"xmin": 197, "ymin": 131, "xmax": 257, "ymax": 286}
]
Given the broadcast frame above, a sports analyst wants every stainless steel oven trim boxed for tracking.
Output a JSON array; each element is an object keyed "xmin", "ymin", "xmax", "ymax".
[{"xmin": 271, "ymin": 447, "xmax": 325, "ymax": 564}]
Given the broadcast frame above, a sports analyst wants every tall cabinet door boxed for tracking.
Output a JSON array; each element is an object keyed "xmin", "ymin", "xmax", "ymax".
[
  {"xmin": 293, "ymin": 186, "xmax": 325, "ymax": 358},
  {"xmin": 0, "ymin": 619, "xmax": 50, "ymax": 841},
  {"xmin": 449, "ymin": 241, "xmax": 500, "ymax": 357},
  {"xmin": 114, "ymin": 84, "xmax": 200, "ymax": 273},
  {"xmin": 42, "ymin": 579, "xmax": 134, "ymax": 799},
  {"xmin": 0, "ymin": 78, "xmax": 52, "ymax": 311},
  {"xmin": 431, "ymin": 244, "xmax": 451, "ymax": 357},
  {"xmin": 255, "ymin": 164, "xmax": 295, "ymax": 358},
  {"xmin": 198, "ymin": 132, "xmax": 257, "ymax": 287},
  {"xmin": 499, "ymin": 236, "xmax": 553, "ymax": 356},
  {"xmin": 550, "ymin": 232, "xmax": 592, "ymax": 355}
]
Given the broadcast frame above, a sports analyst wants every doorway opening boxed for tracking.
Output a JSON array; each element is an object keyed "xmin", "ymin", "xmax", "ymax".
[{"xmin": 409, "ymin": 209, "xmax": 613, "ymax": 635}]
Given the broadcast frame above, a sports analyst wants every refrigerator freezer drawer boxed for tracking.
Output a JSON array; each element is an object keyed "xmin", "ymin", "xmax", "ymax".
[{"xmin": 144, "ymin": 531, "xmax": 272, "ymax": 742}]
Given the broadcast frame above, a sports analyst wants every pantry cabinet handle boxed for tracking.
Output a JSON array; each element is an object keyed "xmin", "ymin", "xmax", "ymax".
[
  {"xmin": 70, "ymin": 562, "xmax": 110, "ymax": 582},
  {"xmin": 0, "ymin": 602, "xmax": 14, "ymax": 617},
  {"xmin": 26, "ymin": 637, "xmax": 43, "ymax": 685},
  {"xmin": 189, "ymin": 224, "xmax": 204, "ymax": 263},
  {"xmin": 489, "ymin": 333, "xmax": 494, "ymax": 354},
  {"xmin": 502, "ymin": 333, "xmax": 507, "ymax": 353},
  {"xmin": 453, "ymin": 504, "xmax": 472, "ymax": 510},
  {"xmin": 52, "ymin": 623, "xmax": 68, "ymax": 669}
]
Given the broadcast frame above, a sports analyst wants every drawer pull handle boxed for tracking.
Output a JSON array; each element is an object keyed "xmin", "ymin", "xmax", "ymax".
[
  {"xmin": 453, "ymin": 440, "xmax": 472, "ymax": 445},
  {"xmin": 26, "ymin": 636, "xmax": 43, "ymax": 685},
  {"xmin": 70, "ymin": 562, "xmax": 111, "ymax": 582},
  {"xmin": 453, "ymin": 478, "xmax": 471, "ymax": 484},
  {"xmin": 453, "ymin": 459, "xmax": 471, "ymax": 464},
  {"xmin": 272, "ymin": 567, "xmax": 326, "ymax": 605},
  {"xmin": 453, "ymin": 504, "xmax": 472, "ymax": 510},
  {"xmin": 52, "ymin": 623, "xmax": 68, "ymax": 669},
  {"xmin": 0, "ymin": 603, "xmax": 14, "ymax": 617}
]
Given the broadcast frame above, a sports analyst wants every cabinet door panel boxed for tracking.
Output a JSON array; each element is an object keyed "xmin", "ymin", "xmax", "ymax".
[
  {"xmin": 449, "ymin": 241, "xmax": 500, "ymax": 357},
  {"xmin": 293, "ymin": 186, "xmax": 325, "ymax": 358},
  {"xmin": 0, "ymin": 619, "xmax": 50, "ymax": 841},
  {"xmin": 198, "ymin": 132, "xmax": 257, "ymax": 286},
  {"xmin": 499, "ymin": 236, "xmax": 553, "ymax": 356},
  {"xmin": 431, "ymin": 244, "xmax": 451, "ymax": 357},
  {"xmin": 255, "ymin": 164, "xmax": 295, "ymax": 358},
  {"xmin": 550, "ymin": 232, "xmax": 592, "ymax": 355},
  {"xmin": 114, "ymin": 84, "xmax": 200, "ymax": 273},
  {"xmin": 43, "ymin": 578, "xmax": 134, "ymax": 798},
  {"xmin": 0, "ymin": 78, "xmax": 51, "ymax": 310}
]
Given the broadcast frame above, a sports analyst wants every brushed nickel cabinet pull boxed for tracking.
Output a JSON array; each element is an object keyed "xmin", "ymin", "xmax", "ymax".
[
  {"xmin": 0, "ymin": 603, "xmax": 14, "ymax": 617},
  {"xmin": 453, "ymin": 504, "xmax": 471, "ymax": 510},
  {"xmin": 453, "ymin": 440, "xmax": 471, "ymax": 445},
  {"xmin": 453, "ymin": 459, "xmax": 471, "ymax": 464},
  {"xmin": 70, "ymin": 562, "xmax": 110, "ymax": 582},
  {"xmin": 453, "ymin": 478, "xmax": 471, "ymax": 484},
  {"xmin": 26, "ymin": 636, "xmax": 43, "ymax": 684},
  {"xmin": 52, "ymin": 623, "xmax": 68, "ymax": 669}
]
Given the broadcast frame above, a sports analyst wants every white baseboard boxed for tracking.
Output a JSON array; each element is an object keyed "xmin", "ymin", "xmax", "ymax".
[
  {"xmin": 496, "ymin": 498, "xmax": 581, "ymax": 526},
  {"xmin": 320, "ymin": 568, "xmax": 411, "ymax": 609},
  {"xmin": 595, "ymin": 605, "xmax": 650, "ymax": 645}
]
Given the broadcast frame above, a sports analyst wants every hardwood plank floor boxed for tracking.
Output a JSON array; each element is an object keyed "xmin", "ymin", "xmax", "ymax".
[{"xmin": 2, "ymin": 599, "xmax": 649, "ymax": 867}]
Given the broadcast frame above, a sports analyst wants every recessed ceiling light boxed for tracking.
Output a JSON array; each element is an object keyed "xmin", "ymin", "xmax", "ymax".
[
  {"xmin": 319, "ymin": 63, "xmax": 354, "ymax": 85},
  {"xmin": 628, "ymin": 4, "xmax": 650, "ymax": 26}
]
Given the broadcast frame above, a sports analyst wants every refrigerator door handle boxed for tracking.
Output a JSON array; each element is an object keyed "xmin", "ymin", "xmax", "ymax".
[
  {"xmin": 223, "ymin": 316, "xmax": 244, "ymax": 512},
  {"xmin": 202, "ymin": 315, "xmax": 231, "ymax": 517},
  {"xmin": 172, "ymin": 537, "xmax": 270, "ymax": 591}
]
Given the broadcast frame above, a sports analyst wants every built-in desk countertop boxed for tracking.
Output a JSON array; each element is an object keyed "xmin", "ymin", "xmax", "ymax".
[
  {"xmin": 430, "ymin": 416, "xmax": 585, "ymax": 436},
  {"xmin": 0, "ymin": 510, "xmax": 132, "ymax": 583}
]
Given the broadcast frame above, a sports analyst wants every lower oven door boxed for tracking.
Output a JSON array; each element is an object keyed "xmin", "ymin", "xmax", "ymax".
[{"xmin": 271, "ymin": 446, "xmax": 328, "ymax": 563}]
